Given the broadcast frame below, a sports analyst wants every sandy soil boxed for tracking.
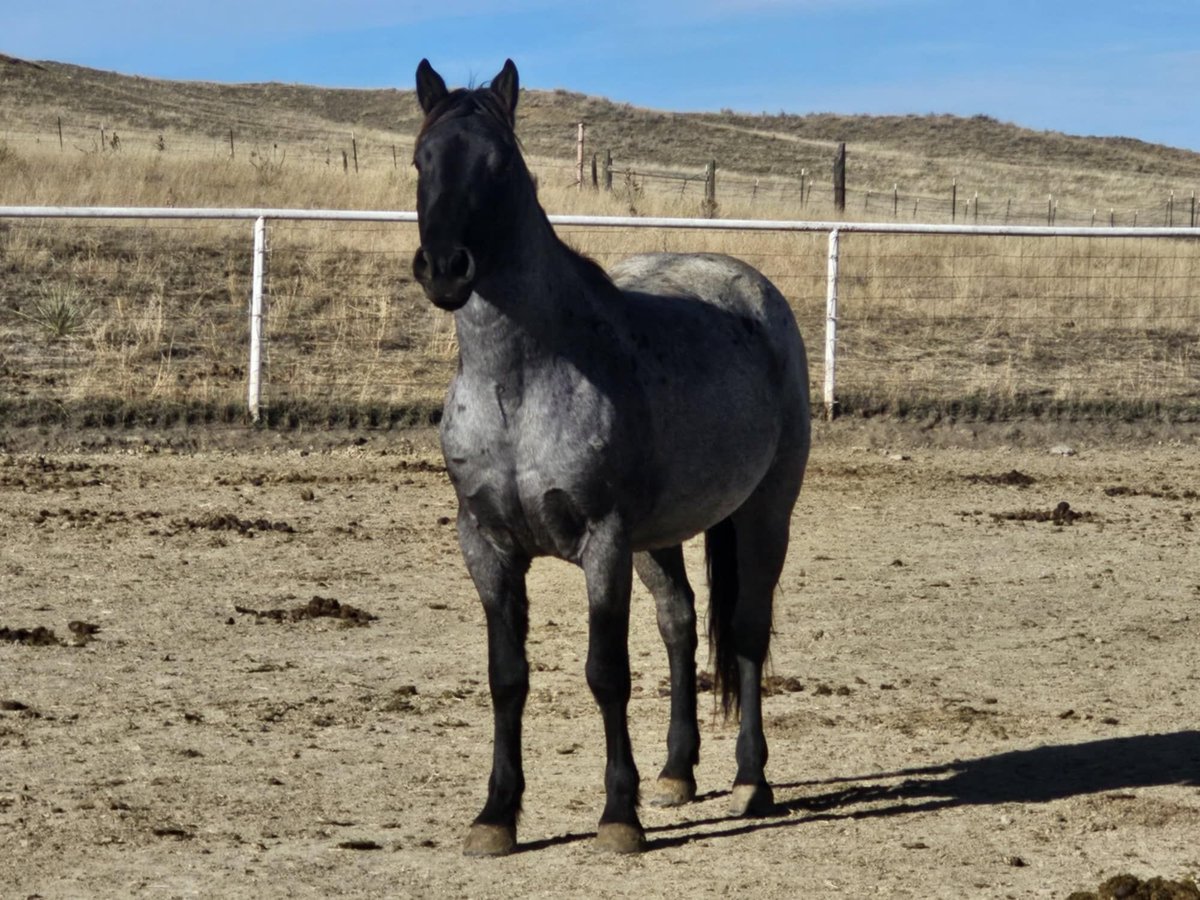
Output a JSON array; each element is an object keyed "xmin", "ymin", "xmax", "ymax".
[{"xmin": 2, "ymin": 422, "xmax": 1198, "ymax": 899}]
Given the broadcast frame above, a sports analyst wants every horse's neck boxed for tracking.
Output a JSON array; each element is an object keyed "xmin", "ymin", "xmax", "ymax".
[{"xmin": 454, "ymin": 222, "xmax": 602, "ymax": 382}]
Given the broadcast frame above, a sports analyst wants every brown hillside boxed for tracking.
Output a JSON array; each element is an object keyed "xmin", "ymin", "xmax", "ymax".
[{"xmin": 3, "ymin": 54, "xmax": 1200, "ymax": 219}]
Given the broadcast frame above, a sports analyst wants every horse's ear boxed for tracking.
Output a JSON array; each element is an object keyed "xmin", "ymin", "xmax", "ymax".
[
  {"xmin": 491, "ymin": 59, "xmax": 519, "ymax": 122},
  {"xmin": 416, "ymin": 58, "xmax": 448, "ymax": 115}
]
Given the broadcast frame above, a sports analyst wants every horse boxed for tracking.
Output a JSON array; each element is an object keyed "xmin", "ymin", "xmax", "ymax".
[{"xmin": 411, "ymin": 58, "xmax": 811, "ymax": 856}]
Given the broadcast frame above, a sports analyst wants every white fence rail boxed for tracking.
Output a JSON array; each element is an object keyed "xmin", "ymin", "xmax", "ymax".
[{"xmin": 3, "ymin": 206, "xmax": 1200, "ymax": 422}]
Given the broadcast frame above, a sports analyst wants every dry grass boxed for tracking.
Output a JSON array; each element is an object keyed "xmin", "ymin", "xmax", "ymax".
[{"xmin": 1, "ymin": 55, "xmax": 1199, "ymax": 426}]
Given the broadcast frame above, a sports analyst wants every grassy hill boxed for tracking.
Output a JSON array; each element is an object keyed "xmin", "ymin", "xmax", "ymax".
[
  {"xmin": 4, "ymin": 53, "xmax": 1200, "ymax": 222},
  {"xmin": 2, "ymin": 54, "xmax": 1198, "ymax": 429}
]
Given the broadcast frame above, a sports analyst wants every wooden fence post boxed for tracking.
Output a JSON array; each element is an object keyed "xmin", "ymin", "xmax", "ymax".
[
  {"xmin": 603, "ymin": 150, "xmax": 613, "ymax": 191},
  {"xmin": 229, "ymin": 128, "xmax": 235, "ymax": 158},
  {"xmin": 703, "ymin": 159, "xmax": 718, "ymax": 217},
  {"xmin": 951, "ymin": 179, "xmax": 957, "ymax": 222},
  {"xmin": 576, "ymin": 123, "xmax": 586, "ymax": 191},
  {"xmin": 57, "ymin": 117, "xmax": 64, "ymax": 151},
  {"xmin": 351, "ymin": 134, "xmax": 359, "ymax": 174},
  {"xmin": 833, "ymin": 143, "xmax": 846, "ymax": 214}
]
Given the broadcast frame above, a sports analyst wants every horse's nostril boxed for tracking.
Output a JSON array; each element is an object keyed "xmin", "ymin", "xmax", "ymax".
[
  {"xmin": 449, "ymin": 248, "xmax": 475, "ymax": 281},
  {"xmin": 412, "ymin": 248, "xmax": 432, "ymax": 280}
]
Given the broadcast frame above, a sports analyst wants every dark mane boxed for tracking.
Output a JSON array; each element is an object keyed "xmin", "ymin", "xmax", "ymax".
[{"xmin": 566, "ymin": 246, "xmax": 616, "ymax": 291}]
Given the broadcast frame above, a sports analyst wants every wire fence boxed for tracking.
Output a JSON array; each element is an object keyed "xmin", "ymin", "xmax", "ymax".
[
  {"xmin": 1, "ymin": 209, "xmax": 1198, "ymax": 427},
  {"xmin": 588, "ymin": 163, "xmax": 1198, "ymax": 228},
  {"xmin": 5, "ymin": 117, "xmax": 1198, "ymax": 228}
]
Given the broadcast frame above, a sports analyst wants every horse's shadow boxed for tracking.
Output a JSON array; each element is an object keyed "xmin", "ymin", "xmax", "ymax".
[{"xmin": 519, "ymin": 730, "xmax": 1200, "ymax": 853}]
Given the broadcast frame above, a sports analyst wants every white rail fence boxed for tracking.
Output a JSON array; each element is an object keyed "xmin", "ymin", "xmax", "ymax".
[{"xmin": 2, "ymin": 206, "xmax": 1199, "ymax": 423}]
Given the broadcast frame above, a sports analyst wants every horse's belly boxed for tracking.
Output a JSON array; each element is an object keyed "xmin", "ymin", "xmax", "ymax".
[{"xmin": 629, "ymin": 409, "xmax": 779, "ymax": 549}]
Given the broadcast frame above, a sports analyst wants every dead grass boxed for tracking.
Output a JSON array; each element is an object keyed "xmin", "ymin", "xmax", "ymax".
[{"xmin": 1, "ymin": 56, "xmax": 1199, "ymax": 426}]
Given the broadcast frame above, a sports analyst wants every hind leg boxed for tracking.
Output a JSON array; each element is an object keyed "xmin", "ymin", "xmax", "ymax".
[
  {"xmin": 727, "ymin": 487, "xmax": 798, "ymax": 817},
  {"xmin": 634, "ymin": 546, "xmax": 700, "ymax": 807}
]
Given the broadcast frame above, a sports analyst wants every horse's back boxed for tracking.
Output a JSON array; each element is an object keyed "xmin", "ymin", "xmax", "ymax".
[
  {"xmin": 611, "ymin": 252, "xmax": 805, "ymax": 378},
  {"xmin": 611, "ymin": 252, "xmax": 809, "ymax": 412}
]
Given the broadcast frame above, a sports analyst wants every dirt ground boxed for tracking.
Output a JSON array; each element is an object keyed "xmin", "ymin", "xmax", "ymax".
[{"xmin": 2, "ymin": 421, "xmax": 1198, "ymax": 899}]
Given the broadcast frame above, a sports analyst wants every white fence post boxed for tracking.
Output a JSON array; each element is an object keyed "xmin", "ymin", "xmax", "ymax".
[
  {"xmin": 248, "ymin": 216, "xmax": 267, "ymax": 423},
  {"xmin": 824, "ymin": 228, "xmax": 840, "ymax": 419}
]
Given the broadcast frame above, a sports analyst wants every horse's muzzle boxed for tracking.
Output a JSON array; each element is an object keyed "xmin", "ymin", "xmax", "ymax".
[{"xmin": 412, "ymin": 245, "xmax": 476, "ymax": 310}]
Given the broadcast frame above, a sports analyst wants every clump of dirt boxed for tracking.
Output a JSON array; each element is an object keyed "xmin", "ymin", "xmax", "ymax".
[
  {"xmin": 1, "ymin": 625, "xmax": 63, "ymax": 646},
  {"xmin": 1066, "ymin": 873, "xmax": 1200, "ymax": 900},
  {"xmin": 0, "ymin": 456, "xmax": 113, "ymax": 489},
  {"xmin": 763, "ymin": 675, "xmax": 805, "ymax": 695},
  {"xmin": 1103, "ymin": 485, "xmax": 1198, "ymax": 501},
  {"xmin": 991, "ymin": 501, "xmax": 1095, "ymax": 525},
  {"xmin": 965, "ymin": 469, "xmax": 1037, "ymax": 487},
  {"xmin": 0, "ymin": 699, "xmax": 39, "ymax": 716},
  {"xmin": 1, "ymin": 620, "xmax": 102, "ymax": 646},
  {"xmin": 68, "ymin": 620, "xmax": 101, "ymax": 645},
  {"xmin": 233, "ymin": 595, "xmax": 377, "ymax": 625},
  {"xmin": 32, "ymin": 507, "xmax": 162, "ymax": 527},
  {"xmin": 175, "ymin": 512, "xmax": 295, "ymax": 536}
]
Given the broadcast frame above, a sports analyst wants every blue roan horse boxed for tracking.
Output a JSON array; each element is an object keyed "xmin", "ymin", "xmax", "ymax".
[{"xmin": 412, "ymin": 59, "xmax": 811, "ymax": 855}]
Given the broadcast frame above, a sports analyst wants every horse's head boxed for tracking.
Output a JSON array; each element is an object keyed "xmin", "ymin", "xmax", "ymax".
[{"xmin": 411, "ymin": 58, "xmax": 523, "ymax": 311}]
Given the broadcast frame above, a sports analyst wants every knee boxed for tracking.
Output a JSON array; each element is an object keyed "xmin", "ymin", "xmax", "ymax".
[
  {"xmin": 586, "ymin": 657, "xmax": 630, "ymax": 704},
  {"xmin": 656, "ymin": 596, "xmax": 697, "ymax": 647}
]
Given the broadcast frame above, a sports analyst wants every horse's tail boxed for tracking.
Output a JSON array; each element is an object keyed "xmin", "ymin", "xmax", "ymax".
[{"xmin": 705, "ymin": 516, "xmax": 740, "ymax": 718}]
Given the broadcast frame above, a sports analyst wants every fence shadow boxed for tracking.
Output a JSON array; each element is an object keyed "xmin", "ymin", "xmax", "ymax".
[{"xmin": 517, "ymin": 730, "xmax": 1200, "ymax": 853}]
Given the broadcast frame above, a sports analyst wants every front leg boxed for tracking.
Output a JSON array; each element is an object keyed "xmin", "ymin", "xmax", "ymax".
[
  {"xmin": 458, "ymin": 510, "xmax": 531, "ymax": 857},
  {"xmin": 583, "ymin": 516, "xmax": 645, "ymax": 853}
]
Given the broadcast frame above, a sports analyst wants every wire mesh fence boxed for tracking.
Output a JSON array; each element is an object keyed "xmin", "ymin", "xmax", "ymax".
[
  {"xmin": 1, "ymin": 212, "xmax": 1198, "ymax": 427},
  {"xmin": 833, "ymin": 232, "xmax": 1200, "ymax": 415}
]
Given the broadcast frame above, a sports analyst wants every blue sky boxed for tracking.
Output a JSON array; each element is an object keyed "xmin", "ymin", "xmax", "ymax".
[{"xmin": 3, "ymin": 0, "xmax": 1200, "ymax": 150}]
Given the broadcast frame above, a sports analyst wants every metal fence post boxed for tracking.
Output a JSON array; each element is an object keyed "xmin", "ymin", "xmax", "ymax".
[
  {"xmin": 248, "ymin": 216, "xmax": 267, "ymax": 423},
  {"xmin": 824, "ymin": 228, "xmax": 840, "ymax": 419}
]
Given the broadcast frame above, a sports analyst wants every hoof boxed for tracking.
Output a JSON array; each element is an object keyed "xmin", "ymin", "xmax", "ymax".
[
  {"xmin": 463, "ymin": 823, "xmax": 516, "ymax": 857},
  {"xmin": 649, "ymin": 777, "xmax": 696, "ymax": 808},
  {"xmin": 595, "ymin": 822, "xmax": 647, "ymax": 854},
  {"xmin": 729, "ymin": 782, "xmax": 775, "ymax": 817}
]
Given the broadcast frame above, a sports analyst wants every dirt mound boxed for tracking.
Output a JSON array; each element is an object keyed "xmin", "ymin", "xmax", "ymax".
[
  {"xmin": 991, "ymin": 500, "xmax": 1095, "ymax": 525},
  {"xmin": 1067, "ymin": 873, "xmax": 1200, "ymax": 900},
  {"xmin": 232, "ymin": 595, "xmax": 377, "ymax": 625},
  {"xmin": 965, "ymin": 469, "xmax": 1037, "ymax": 487}
]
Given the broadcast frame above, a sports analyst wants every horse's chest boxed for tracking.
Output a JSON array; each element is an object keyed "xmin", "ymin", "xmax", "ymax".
[{"xmin": 441, "ymin": 384, "xmax": 611, "ymax": 561}]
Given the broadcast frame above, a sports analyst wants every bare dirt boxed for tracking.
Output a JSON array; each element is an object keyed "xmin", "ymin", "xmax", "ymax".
[{"xmin": 2, "ymin": 422, "xmax": 1198, "ymax": 898}]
